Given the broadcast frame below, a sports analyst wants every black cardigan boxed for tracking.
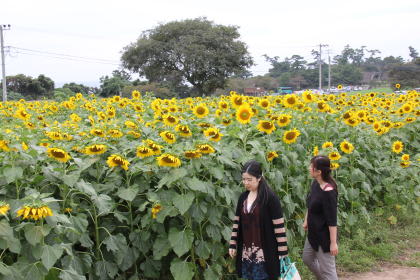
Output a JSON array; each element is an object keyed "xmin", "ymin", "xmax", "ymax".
[{"xmin": 230, "ymin": 189, "xmax": 288, "ymax": 280}]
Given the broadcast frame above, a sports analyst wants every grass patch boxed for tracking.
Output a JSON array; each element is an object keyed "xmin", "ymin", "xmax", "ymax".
[
  {"xmin": 357, "ymin": 87, "xmax": 394, "ymax": 93},
  {"xmin": 288, "ymin": 208, "xmax": 419, "ymax": 279}
]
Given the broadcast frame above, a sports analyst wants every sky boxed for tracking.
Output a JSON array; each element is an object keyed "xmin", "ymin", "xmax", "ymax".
[{"xmin": 1, "ymin": 0, "xmax": 420, "ymax": 87}]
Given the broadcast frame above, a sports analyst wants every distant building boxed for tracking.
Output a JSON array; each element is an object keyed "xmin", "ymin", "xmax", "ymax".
[{"xmin": 243, "ymin": 87, "xmax": 265, "ymax": 96}]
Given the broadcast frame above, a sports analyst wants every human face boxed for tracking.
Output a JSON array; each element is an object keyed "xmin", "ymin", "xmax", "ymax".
[
  {"xmin": 308, "ymin": 163, "xmax": 321, "ymax": 179},
  {"xmin": 242, "ymin": 172, "xmax": 260, "ymax": 192}
]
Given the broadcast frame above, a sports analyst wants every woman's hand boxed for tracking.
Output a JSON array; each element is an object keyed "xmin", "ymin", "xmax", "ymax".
[
  {"xmin": 302, "ymin": 221, "xmax": 308, "ymax": 231},
  {"xmin": 330, "ymin": 242, "xmax": 338, "ymax": 256},
  {"xmin": 229, "ymin": 248, "xmax": 236, "ymax": 258}
]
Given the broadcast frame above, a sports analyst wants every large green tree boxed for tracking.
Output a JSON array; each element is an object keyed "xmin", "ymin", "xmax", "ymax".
[{"xmin": 121, "ymin": 18, "xmax": 253, "ymax": 96}]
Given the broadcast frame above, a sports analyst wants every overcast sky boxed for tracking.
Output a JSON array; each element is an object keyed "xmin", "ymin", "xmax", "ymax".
[{"xmin": 2, "ymin": 0, "xmax": 420, "ymax": 87}]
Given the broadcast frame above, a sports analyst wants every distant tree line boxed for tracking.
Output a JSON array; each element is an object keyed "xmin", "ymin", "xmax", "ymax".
[{"xmin": 223, "ymin": 45, "xmax": 418, "ymax": 93}]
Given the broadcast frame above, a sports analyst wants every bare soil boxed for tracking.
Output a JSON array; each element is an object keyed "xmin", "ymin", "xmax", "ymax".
[{"xmin": 340, "ymin": 242, "xmax": 420, "ymax": 280}]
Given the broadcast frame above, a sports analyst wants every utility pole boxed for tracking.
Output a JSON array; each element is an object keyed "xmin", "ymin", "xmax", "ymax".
[
  {"xmin": 328, "ymin": 49, "xmax": 331, "ymax": 92},
  {"xmin": 318, "ymin": 43, "xmax": 328, "ymax": 93},
  {"xmin": 1, "ymin": 24, "xmax": 11, "ymax": 102}
]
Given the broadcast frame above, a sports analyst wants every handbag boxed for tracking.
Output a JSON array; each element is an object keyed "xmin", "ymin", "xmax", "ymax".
[{"xmin": 280, "ymin": 256, "xmax": 301, "ymax": 280}]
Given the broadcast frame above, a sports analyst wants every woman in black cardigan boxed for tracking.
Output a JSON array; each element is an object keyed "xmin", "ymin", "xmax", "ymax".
[
  {"xmin": 229, "ymin": 160, "xmax": 288, "ymax": 280},
  {"xmin": 302, "ymin": 155, "xmax": 338, "ymax": 280}
]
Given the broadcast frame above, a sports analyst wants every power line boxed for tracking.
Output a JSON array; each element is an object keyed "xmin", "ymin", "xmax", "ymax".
[
  {"xmin": 11, "ymin": 50, "xmax": 121, "ymax": 66},
  {"xmin": 9, "ymin": 46, "xmax": 119, "ymax": 63}
]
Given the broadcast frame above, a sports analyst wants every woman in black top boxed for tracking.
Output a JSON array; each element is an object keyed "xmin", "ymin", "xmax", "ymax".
[
  {"xmin": 302, "ymin": 155, "xmax": 338, "ymax": 280},
  {"xmin": 229, "ymin": 160, "xmax": 288, "ymax": 280}
]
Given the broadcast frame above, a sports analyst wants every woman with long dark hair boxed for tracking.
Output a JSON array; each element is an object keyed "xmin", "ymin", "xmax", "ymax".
[
  {"xmin": 229, "ymin": 160, "xmax": 288, "ymax": 280},
  {"xmin": 302, "ymin": 155, "xmax": 339, "ymax": 280}
]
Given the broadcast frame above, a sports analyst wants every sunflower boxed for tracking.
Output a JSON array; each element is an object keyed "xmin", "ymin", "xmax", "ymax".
[
  {"xmin": 313, "ymin": 146, "xmax": 319, "ymax": 156},
  {"xmin": 340, "ymin": 141, "xmax": 354, "ymax": 154},
  {"xmin": 401, "ymin": 154, "xmax": 410, "ymax": 161},
  {"xmin": 222, "ymin": 118, "xmax": 232, "ymax": 126},
  {"xmin": 25, "ymin": 122, "xmax": 36, "ymax": 129},
  {"xmin": 322, "ymin": 142, "xmax": 334, "ymax": 149},
  {"xmin": 337, "ymin": 84, "xmax": 343, "ymax": 90},
  {"xmin": 395, "ymin": 83, "xmax": 401, "ymax": 89},
  {"xmin": 405, "ymin": 117, "xmax": 416, "ymax": 123},
  {"xmin": 196, "ymin": 144, "xmax": 216, "ymax": 154},
  {"xmin": 193, "ymin": 103, "xmax": 209, "ymax": 118},
  {"xmin": 0, "ymin": 203, "xmax": 10, "ymax": 216},
  {"xmin": 236, "ymin": 103, "xmax": 254, "ymax": 124},
  {"xmin": 302, "ymin": 91, "xmax": 316, "ymax": 103},
  {"xmin": 184, "ymin": 150, "xmax": 202, "ymax": 159},
  {"xmin": 392, "ymin": 141, "xmax": 403, "ymax": 154},
  {"xmin": 47, "ymin": 148, "xmax": 71, "ymax": 163},
  {"xmin": 276, "ymin": 114, "xmax": 291, "ymax": 127},
  {"xmin": 317, "ymin": 102, "xmax": 330, "ymax": 113},
  {"xmin": 90, "ymin": 129, "xmax": 105, "ymax": 137},
  {"xmin": 330, "ymin": 162, "xmax": 340, "ymax": 170},
  {"xmin": 151, "ymin": 204, "xmax": 162, "ymax": 219},
  {"xmin": 17, "ymin": 205, "xmax": 53, "ymax": 220},
  {"xmin": 125, "ymin": 120, "xmax": 138, "ymax": 129},
  {"xmin": 160, "ymin": 131, "xmax": 176, "ymax": 144},
  {"xmin": 46, "ymin": 131, "xmax": 62, "ymax": 140},
  {"xmin": 282, "ymin": 129, "xmax": 301, "ymax": 144},
  {"xmin": 22, "ymin": 142, "xmax": 29, "ymax": 151},
  {"xmin": 393, "ymin": 122, "xmax": 404, "ymax": 129},
  {"xmin": 258, "ymin": 99, "xmax": 271, "ymax": 109},
  {"xmin": 132, "ymin": 90, "xmax": 141, "ymax": 99},
  {"xmin": 175, "ymin": 125, "xmax": 192, "ymax": 137},
  {"xmin": 108, "ymin": 129, "xmax": 123, "ymax": 138},
  {"xmin": 344, "ymin": 117, "xmax": 360, "ymax": 127},
  {"xmin": 328, "ymin": 151, "xmax": 341, "ymax": 161},
  {"xmin": 283, "ymin": 94, "xmax": 298, "ymax": 108},
  {"xmin": 230, "ymin": 94, "xmax": 244, "ymax": 108},
  {"xmin": 218, "ymin": 101, "xmax": 229, "ymax": 111},
  {"xmin": 401, "ymin": 103, "xmax": 413, "ymax": 114},
  {"xmin": 203, "ymin": 127, "xmax": 223, "ymax": 142},
  {"xmin": 342, "ymin": 111, "xmax": 353, "ymax": 120},
  {"xmin": 257, "ymin": 120, "xmax": 276, "ymax": 134},
  {"xmin": 157, "ymin": 154, "xmax": 181, "ymax": 168},
  {"xmin": 133, "ymin": 103, "xmax": 144, "ymax": 112},
  {"xmin": 400, "ymin": 161, "xmax": 410, "ymax": 168},
  {"xmin": 14, "ymin": 108, "xmax": 31, "ymax": 120},
  {"xmin": 163, "ymin": 114, "xmax": 179, "ymax": 126},
  {"xmin": 136, "ymin": 146, "xmax": 154, "ymax": 158},
  {"xmin": 107, "ymin": 154, "xmax": 130, "ymax": 170},
  {"xmin": 145, "ymin": 140, "xmax": 163, "ymax": 155},
  {"xmin": 83, "ymin": 144, "xmax": 107, "ymax": 155},
  {"xmin": 267, "ymin": 151, "xmax": 279, "ymax": 162}
]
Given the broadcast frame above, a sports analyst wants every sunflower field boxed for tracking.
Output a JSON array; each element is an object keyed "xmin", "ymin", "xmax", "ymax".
[{"xmin": 0, "ymin": 90, "xmax": 419, "ymax": 280}]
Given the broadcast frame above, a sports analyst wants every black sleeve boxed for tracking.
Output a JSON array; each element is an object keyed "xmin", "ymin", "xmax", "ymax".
[
  {"xmin": 322, "ymin": 191, "xmax": 337, "ymax": 226},
  {"xmin": 229, "ymin": 193, "xmax": 244, "ymax": 249},
  {"xmin": 268, "ymin": 191, "xmax": 288, "ymax": 256}
]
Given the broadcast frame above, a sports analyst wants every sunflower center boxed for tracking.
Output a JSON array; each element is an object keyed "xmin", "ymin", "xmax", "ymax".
[
  {"xmin": 287, "ymin": 97, "xmax": 295, "ymax": 105},
  {"xmin": 262, "ymin": 122, "xmax": 273, "ymax": 129},
  {"xmin": 196, "ymin": 107, "xmax": 205, "ymax": 115},
  {"xmin": 240, "ymin": 111, "xmax": 250, "ymax": 119},
  {"xmin": 286, "ymin": 132, "xmax": 296, "ymax": 140},
  {"xmin": 52, "ymin": 150, "xmax": 65, "ymax": 158}
]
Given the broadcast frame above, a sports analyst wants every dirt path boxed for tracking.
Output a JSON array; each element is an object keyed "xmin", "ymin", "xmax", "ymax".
[
  {"xmin": 340, "ymin": 266, "xmax": 420, "ymax": 280},
  {"xmin": 340, "ymin": 242, "xmax": 420, "ymax": 280}
]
